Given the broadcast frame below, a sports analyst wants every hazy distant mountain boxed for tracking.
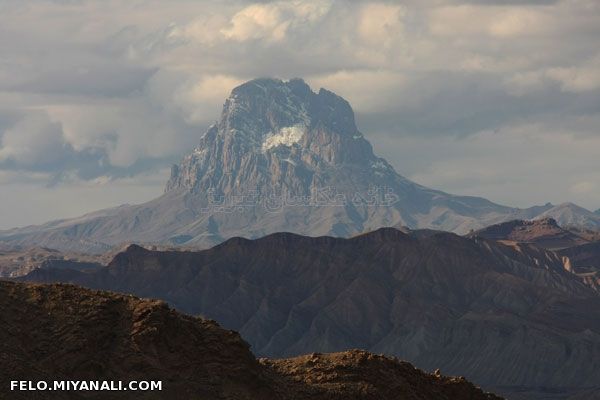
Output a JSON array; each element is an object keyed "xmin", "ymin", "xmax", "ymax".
[
  {"xmin": 21, "ymin": 228, "xmax": 600, "ymax": 399},
  {"xmin": 0, "ymin": 78, "xmax": 598, "ymax": 252},
  {"xmin": 0, "ymin": 280, "xmax": 502, "ymax": 400},
  {"xmin": 533, "ymin": 203, "xmax": 600, "ymax": 230}
]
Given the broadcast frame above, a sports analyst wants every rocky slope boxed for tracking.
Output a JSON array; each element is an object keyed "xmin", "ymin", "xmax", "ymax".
[
  {"xmin": 559, "ymin": 241, "xmax": 600, "ymax": 269},
  {"xmin": 2, "ymin": 78, "xmax": 598, "ymax": 253},
  {"xmin": 557, "ymin": 242, "xmax": 600, "ymax": 290},
  {"xmin": 19, "ymin": 228, "xmax": 600, "ymax": 399},
  {"xmin": 0, "ymin": 280, "xmax": 501, "ymax": 400},
  {"xmin": 564, "ymin": 226, "xmax": 600, "ymax": 242},
  {"xmin": 264, "ymin": 351, "xmax": 501, "ymax": 400}
]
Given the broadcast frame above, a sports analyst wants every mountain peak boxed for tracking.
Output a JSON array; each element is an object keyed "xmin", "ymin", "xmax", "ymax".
[
  {"xmin": 5, "ymin": 79, "xmax": 599, "ymax": 252},
  {"xmin": 230, "ymin": 77, "xmax": 311, "ymax": 96},
  {"xmin": 221, "ymin": 77, "xmax": 359, "ymax": 142},
  {"xmin": 534, "ymin": 202, "xmax": 600, "ymax": 230},
  {"xmin": 124, "ymin": 243, "xmax": 149, "ymax": 253},
  {"xmin": 165, "ymin": 77, "xmax": 382, "ymax": 194}
]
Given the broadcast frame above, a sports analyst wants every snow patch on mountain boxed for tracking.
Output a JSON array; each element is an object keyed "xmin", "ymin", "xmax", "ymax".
[{"xmin": 262, "ymin": 125, "xmax": 305, "ymax": 152}]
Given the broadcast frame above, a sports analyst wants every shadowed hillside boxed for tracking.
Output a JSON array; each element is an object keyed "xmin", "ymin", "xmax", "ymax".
[
  {"xmin": 19, "ymin": 228, "xmax": 600, "ymax": 399},
  {"xmin": 0, "ymin": 281, "xmax": 501, "ymax": 400}
]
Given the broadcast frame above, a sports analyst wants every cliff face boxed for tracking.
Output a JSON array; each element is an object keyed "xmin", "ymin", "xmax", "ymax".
[
  {"xmin": 0, "ymin": 281, "xmax": 501, "ymax": 400},
  {"xmin": 165, "ymin": 78, "xmax": 383, "ymax": 194},
  {"xmin": 19, "ymin": 229, "xmax": 600, "ymax": 398}
]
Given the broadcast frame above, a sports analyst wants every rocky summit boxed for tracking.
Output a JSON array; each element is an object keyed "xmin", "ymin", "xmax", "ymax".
[
  {"xmin": 1, "ymin": 78, "xmax": 599, "ymax": 252},
  {"xmin": 0, "ymin": 280, "xmax": 502, "ymax": 400}
]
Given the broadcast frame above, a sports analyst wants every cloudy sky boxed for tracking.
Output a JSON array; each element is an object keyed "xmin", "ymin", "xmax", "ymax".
[{"xmin": 1, "ymin": 0, "xmax": 599, "ymax": 229}]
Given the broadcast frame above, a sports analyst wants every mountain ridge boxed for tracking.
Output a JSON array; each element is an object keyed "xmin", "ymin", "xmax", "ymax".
[
  {"xmin": 18, "ymin": 227, "xmax": 600, "ymax": 399},
  {"xmin": 1, "ymin": 78, "xmax": 599, "ymax": 252}
]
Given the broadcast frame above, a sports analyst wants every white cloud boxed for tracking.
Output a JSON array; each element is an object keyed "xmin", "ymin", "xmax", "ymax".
[
  {"xmin": 1, "ymin": 0, "xmax": 600, "ymax": 225},
  {"xmin": 0, "ymin": 112, "xmax": 69, "ymax": 168},
  {"xmin": 429, "ymin": 4, "xmax": 562, "ymax": 39},
  {"xmin": 504, "ymin": 53, "xmax": 600, "ymax": 94},
  {"xmin": 172, "ymin": 74, "xmax": 245, "ymax": 124},
  {"xmin": 488, "ymin": 9, "xmax": 548, "ymax": 38},
  {"xmin": 358, "ymin": 3, "xmax": 405, "ymax": 45},
  {"xmin": 308, "ymin": 70, "xmax": 407, "ymax": 113},
  {"xmin": 166, "ymin": 15, "xmax": 229, "ymax": 46},
  {"xmin": 43, "ymin": 97, "xmax": 197, "ymax": 169},
  {"xmin": 546, "ymin": 54, "xmax": 600, "ymax": 92},
  {"xmin": 220, "ymin": 1, "xmax": 331, "ymax": 42}
]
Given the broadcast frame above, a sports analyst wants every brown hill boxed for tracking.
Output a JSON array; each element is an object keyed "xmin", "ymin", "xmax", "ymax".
[
  {"xmin": 264, "ymin": 351, "xmax": 500, "ymax": 400},
  {"xmin": 470, "ymin": 218, "xmax": 589, "ymax": 250},
  {"xmin": 0, "ymin": 280, "xmax": 500, "ymax": 400},
  {"xmin": 19, "ymin": 228, "xmax": 600, "ymax": 399},
  {"xmin": 472, "ymin": 218, "xmax": 600, "ymax": 291}
]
